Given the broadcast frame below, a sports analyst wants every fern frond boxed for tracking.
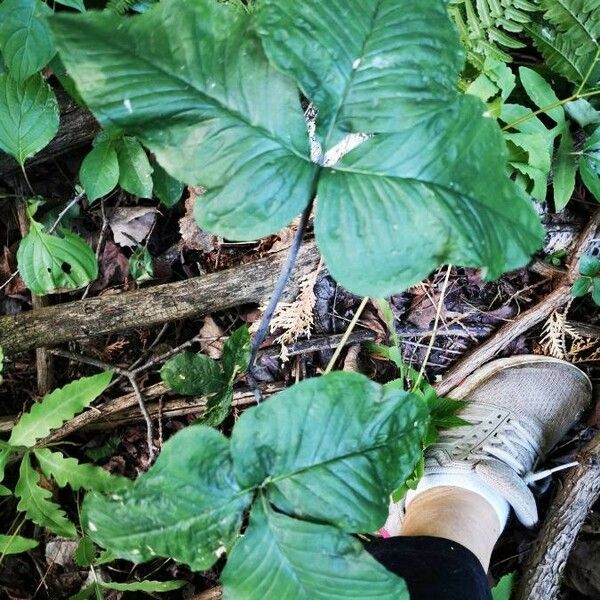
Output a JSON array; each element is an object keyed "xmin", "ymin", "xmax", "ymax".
[
  {"xmin": 529, "ymin": 0, "xmax": 600, "ymax": 86},
  {"xmin": 34, "ymin": 448, "xmax": 129, "ymax": 493},
  {"xmin": 15, "ymin": 453, "xmax": 77, "ymax": 538},
  {"xmin": 450, "ymin": 0, "xmax": 541, "ymax": 64},
  {"xmin": 105, "ymin": 0, "xmax": 143, "ymax": 14},
  {"xmin": 8, "ymin": 372, "xmax": 113, "ymax": 448}
]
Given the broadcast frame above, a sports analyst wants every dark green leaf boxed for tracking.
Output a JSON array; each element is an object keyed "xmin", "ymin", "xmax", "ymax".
[
  {"xmin": 592, "ymin": 278, "xmax": 600, "ymax": 306},
  {"xmin": 128, "ymin": 246, "xmax": 154, "ymax": 282},
  {"xmin": 79, "ymin": 141, "xmax": 119, "ymax": 203},
  {"xmin": 82, "ymin": 426, "xmax": 251, "ymax": 570},
  {"xmin": 15, "ymin": 453, "xmax": 77, "ymax": 538},
  {"xmin": 222, "ymin": 325, "xmax": 251, "ymax": 378},
  {"xmin": 74, "ymin": 536, "xmax": 96, "ymax": 567},
  {"xmin": 17, "ymin": 206, "xmax": 98, "ymax": 295},
  {"xmin": 221, "ymin": 499, "xmax": 408, "ymax": 600},
  {"xmin": 553, "ymin": 127, "xmax": 576, "ymax": 211},
  {"xmin": 0, "ymin": 74, "xmax": 59, "ymax": 164},
  {"xmin": 0, "ymin": 534, "xmax": 38, "ymax": 555},
  {"xmin": 0, "ymin": 0, "xmax": 55, "ymax": 81},
  {"xmin": 151, "ymin": 159, "xmax": 184, "ymax": 208},
  {"xmin": 50, "ymin": 2, "xmax": 315, "ymax": 240},
  {"xmin": 160, "ymin": 352, "xmax": 224, "ymax": 396},
  {"xmin": 572, "ymin": 276, "xmax": 592, "ymax": 297},
  {"xmin": 116, "ymin": 136, "xmax": 153, "ymax": 198},
  {"xmin": 199, "ymin": 385, "xmax": 233, "ymax": 428},
  {"xmin": 9, "ymin": 371, "xmax": 113, "ymax": 447},
  {"xmin": 54, "ymin": 0, "xmax": 86, "ymax": 11},
  {"xmin": 581, "ymin": 126, "xmax": 600, "ymax": 202},
  {"xmin": 579, "ymin": 254, "xmax": 600, "ymax": 277},
  {"xmin": 231, "ymin": 371, "xmax": 427, "ymax": 532}
]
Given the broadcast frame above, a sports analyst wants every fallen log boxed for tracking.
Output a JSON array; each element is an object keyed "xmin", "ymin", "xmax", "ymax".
[
  {"xmin": 0, "ymin": 241, "xmax": 320, "ymax": 354},
  {"xmin": 516, "ymin": 430, "xmax": 600, "ymax": 600}
]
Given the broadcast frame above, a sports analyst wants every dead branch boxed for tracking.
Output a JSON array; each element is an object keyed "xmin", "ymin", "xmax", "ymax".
[
  {"xmin": 435, "ymin": 209, "xmax": 600, "ymax": 397},
  {"xmin": 0, "ymin": 241, "xmax": 319, "ymax": 354},
  {"xmin": 516, "ymin": 431, "xmax": 600, "ymax": 600}
]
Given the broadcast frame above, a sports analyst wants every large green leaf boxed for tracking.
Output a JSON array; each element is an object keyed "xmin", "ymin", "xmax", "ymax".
[
  {"xmin": 0, "ymin": 74, "xmax": 59, "ymax": 164},
  {"xmin": 9, "ymin": 371, "xmax": 113, "ymax": 447},
  {"xmin": 231, "ymin": 372, "xmax": 427, "ymax": 532},
  {"xmin": 16, "ymin": 201, "xmax": 98, "ymax": 295},
  {"xmin": 34, "ymin": 448, "xmax": 129, "ymax": 493},
  {"xmin": 0, "ymin": 534, "xmax": 38, "ymax": 555},
  {"xmin": 50, "ymin": 0, "xmax": 315, "ymax": 240},
  {"xmin": 0, "ymin": 0, "xmax": 55, "ymax": 81},
  {"xmin": 221, "ymin": 499, "xmax": 408, "ymax": 600},
  {"xmin": 50, "ymin": 0, "xmax": 542, "ymax": 297},
  {"xmin": 81, "ymin": 426, "xmax": 251, "ymax": 571},
  {"xmin": 15, "ymin": 453, "xmax": 77, "ymax": 538}
]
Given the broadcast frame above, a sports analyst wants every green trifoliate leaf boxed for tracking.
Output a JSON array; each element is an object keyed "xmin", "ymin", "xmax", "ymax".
[
  {"xmin": 0, "ymin": 534, "xmax": 39, "ymax": 555},
  {"xmin": 79, "ymin": 141, "xmax": 119, "ymax": 203},
  {"xmin": 0, "ymin": 74, "xmax": 59, "ymax": 164},
  {"xmin": 579, "ymin": 254, "xmax": 600, "ymax": 277},
  {"xmin": 580, "ymin": 126, "xmax": 600, "ymax": 202},
  {"xmin": 222, "ymin": 325, "xmax": 251, "ymax": 378},
  {"xmin": 222, "ymin": 500, "xmax": 408, "ymax": 600},
  {"xmin": 82, "ymin": 426, "xmax": 252, "ymax": 570},
  {"xmin": 115, "ymin": 137, "xmax": 153, "ymax": 198},
  {"xmin": 15, "ymin": 453, "xmax": 77, "ymax": 538},
  {"xmin": 50, "ymin": 0, "xmax": 542, "ymax": 297},
  {"xmin": 572, "ymin": 276, "xmax": 592, "ymax": 297},
  {"xmin": 553, "ymin": 127, "xmax": 576, "ymax": 211},
  {"xmin": 9, "ymin": 371, "xmax": 113, "ymax": 447},
  {"xmin": 160, "ymin": 352, "xmax": 224, "ymax": 396},
  {"xmin": 151, "ymin": 159, "xmax": 184, "ymax": 208},
  {"xmin": 34, "ymin": 448, "xmax": 129, "ymax": 493},
  {"xmin": 50, "ymin": 0, "xmax": 315, "ymax": 241},
  {"xmin": 231, "ymin": 371, "xmax": 427, "ymax": 532},
  {"xmin": 16, "ymin": 201, "xmax": 98, "ymax": 295},
  {"xmin": 0, "ymin": 0, "xmax": 55, "ymax": 81}
]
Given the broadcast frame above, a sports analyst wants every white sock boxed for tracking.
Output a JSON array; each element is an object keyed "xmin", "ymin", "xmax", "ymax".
[{"xmin": 405, "ymin": 473, "xmax": 510, "ymax": 529}]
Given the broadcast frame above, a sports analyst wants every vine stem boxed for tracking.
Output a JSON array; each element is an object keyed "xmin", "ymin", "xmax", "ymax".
[
  {"xmin": 323, "ymin": 296, "xmax": 370, "ymax": 375},
  {"xmin": 413, "ymin": 265, "xmax": 452, "ymax": 391},
  {"xmin": 248, "ymin": 199, "xmax": 314, "ymax": 372},
  {"xmin": 502, "ymin": 88, "xmax": 600, "ymax": 131}
]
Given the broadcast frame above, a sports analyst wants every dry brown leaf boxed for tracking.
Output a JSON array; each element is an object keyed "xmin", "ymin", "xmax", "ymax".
[
  {"xmin": 179, "ymin": 186, "xmax": 218, "ymax": 252},
  {"xmin": 109, "ymin": 206, "xmax": 159, "ymax": 247},
  {"xmin": 199, "ymin": 316, "xmax": 225, "ymax": 359}
]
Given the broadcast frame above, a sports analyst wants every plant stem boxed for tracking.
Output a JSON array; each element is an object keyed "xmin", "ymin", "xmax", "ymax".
[
  {"xmin": 502, "ymin": 89, "xmax": 600, "ymax": 132},
  {"xmin": 248, "ymin": 200, "xmax": 314, "ymax": 371},
  {"xmin": 576, "ymin": 47, "xmax": 600, "ymax": 96},
  {"xmin": 323, "ymin": 296, "xmax": 370, "ymax": 375},
  {"xmin": 413, "ymin": 265, "xmax": 452, "ymax": 391}
]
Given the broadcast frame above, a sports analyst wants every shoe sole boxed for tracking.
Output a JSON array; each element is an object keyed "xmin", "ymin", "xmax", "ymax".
[{"xmin": 448, "ymin": 354, "xmax": 592, "ymax": 400}]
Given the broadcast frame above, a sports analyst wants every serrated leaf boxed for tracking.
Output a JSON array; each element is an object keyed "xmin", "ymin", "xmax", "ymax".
[
  {"xmin": 151, "ymin": 159, "xmax": 184, "ymax": 208},
  {"xmin": 0, "ymin": 534, "xmax": 39, "ymax": 555},
  {"xmin": 9, "ymin": 371, "xmax": 113, "ymax": 447},
  {"xmin": 15, "ymin": 453, "xmax": 77, "ymax": 538},
  {"xmin": 79, "ymin": 141, "xmax": 119, "ymax": 203},
  {"xmin": 222, "ymin": 325, "xmax": 251, "ymax": 378},
  {"xmin": 50, "ymin": 0, "xmax": 543, "ymax": 297},
  {"xmin": 160, "ymin": 352, "xmax": 224, "ymax": 396},
  {"xmin": 0, "ymin": 74, "xmax": 59, "ymax": 164},
  {"xmin": 34, "ymin": 448, "xmax": 129, "ymax": 493},
  {"xmin": 16, "ymin": 205, "xmax": 98, "ymax": 295},
  {"xmin": 553, "ymin": 127, "xmax": 577, "ymax": 210},
  {"xmin": 0, "ymin": 0, "xmax": 55, "ymax": 81},
  {"xmin": 231, "ymin": 371, "xmax": 427, "ymax": 532},
  {"xmin": 50, "ymin": 2, "xmax": 315, "ymax": 241},
  {"xmin": 74, "ymin": 536, "xmax": 96, "ymax": 567},
  {"xmin": 116, "ymin": 136, "xmax": 153, "ymax": 198},
  {"xmin": 221, "ymin": 500, "xmax": 408, "ymax": 600},
  {"xmin": 572, "ymin": 275, "xmax": 592, "ymax": 297},
  {"xmin": 82, "ymin": 426, "xmax": 251, "ymax": 570}
]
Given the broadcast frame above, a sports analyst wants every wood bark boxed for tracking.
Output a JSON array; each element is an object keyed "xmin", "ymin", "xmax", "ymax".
[
  {"xmin": 0, "ymin": 92, "xmax": 98, "ymax": 177},
  {"xmin": 0, "ymin": 241, "xmax": 320, "ymax": 354},
  {"xmin": 516, "ymin": 433, "xmax": 600, "ymax": 600}
]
